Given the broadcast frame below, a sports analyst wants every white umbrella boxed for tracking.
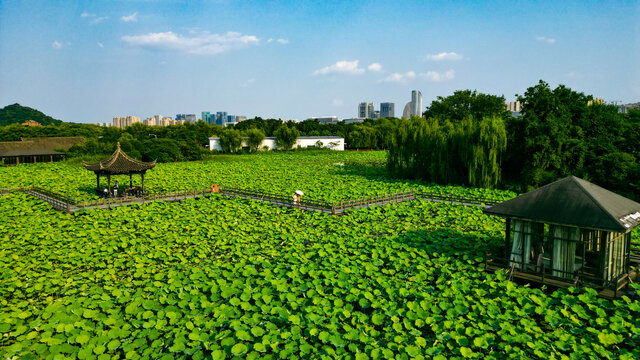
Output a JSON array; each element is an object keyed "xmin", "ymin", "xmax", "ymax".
[{"xmin": 295, "ymin": 190, "xmax": 304, "ymax": 196}]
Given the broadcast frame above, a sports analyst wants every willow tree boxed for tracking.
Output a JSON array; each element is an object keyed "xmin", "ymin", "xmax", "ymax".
[{"xmin": 388, "ymin": 115, "xmax": 507, "ymax": 189}]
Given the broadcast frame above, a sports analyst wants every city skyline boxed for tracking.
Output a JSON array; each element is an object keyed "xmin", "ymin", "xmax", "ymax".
[{"xmin": 0, "ymin": 1, "xmax": 638, "ymax": 124}]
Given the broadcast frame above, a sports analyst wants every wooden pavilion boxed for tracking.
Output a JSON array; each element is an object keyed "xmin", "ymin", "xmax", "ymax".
[
  {"xmin": 82, "ymin": 143, "xmax": 156, "ymax": 196},
  {"xmin": 484, "ymin": 176, "xmax": 640, "ymax": 298}
]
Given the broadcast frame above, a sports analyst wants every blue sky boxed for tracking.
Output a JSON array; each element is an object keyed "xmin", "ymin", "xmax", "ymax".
[{"xmin": 0, "ymin": 0, "xmax": 638, "ymax": 123}]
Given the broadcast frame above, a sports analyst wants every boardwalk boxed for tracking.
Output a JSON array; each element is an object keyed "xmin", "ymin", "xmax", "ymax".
[{"xmin": 4, "ymin": 186, "xmax": 501, "ymax": 216}]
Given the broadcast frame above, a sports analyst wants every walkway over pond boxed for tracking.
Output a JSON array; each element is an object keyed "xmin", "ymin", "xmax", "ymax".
[{"xmin": 2, "ymin": 185, "xmax": 501, "ymax": 215}]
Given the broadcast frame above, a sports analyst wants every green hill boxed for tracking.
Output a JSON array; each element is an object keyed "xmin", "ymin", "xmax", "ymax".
[{"xmin": 0, "ymin": 103, "xmax": 63, "ymax": 126}]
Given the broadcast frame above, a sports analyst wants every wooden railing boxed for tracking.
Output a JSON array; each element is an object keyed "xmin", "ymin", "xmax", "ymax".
[
  {"xmin": 220, "ymin": 186, "xmax": 333, "ymax": 212},
  {"xmin": 1, "ymin": 185, "xmax": 501, "ymax": 214}
]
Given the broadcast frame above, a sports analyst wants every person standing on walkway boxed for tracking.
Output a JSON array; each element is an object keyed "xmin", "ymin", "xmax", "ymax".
[{"xmin": 114, "ymin": 181, "xmax": 119, "ymax": 197}]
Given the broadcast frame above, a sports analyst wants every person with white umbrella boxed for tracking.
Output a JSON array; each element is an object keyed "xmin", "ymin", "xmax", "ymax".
[{"xmin": 293, "ymin": 190, "xmax": 304, "ymax": 205}]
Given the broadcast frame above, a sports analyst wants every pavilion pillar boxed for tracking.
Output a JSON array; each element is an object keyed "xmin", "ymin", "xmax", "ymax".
[
  {"xmin": 129, "ymin": 174, "xmax": 133, "ymax": 188},
  {"xmin": 33, "ymin": 156, "xmax": 36, "ymax": 163},
  {"xmin": 16, "ymin": 157, "xmax": 19, "ymax": 165},
  {"xmin": 108, "ymin": 175, "xmax": 111, "ymax": 197},
  {"xmin": 50, "ymin": 155, "xmax": 53, "ymax": 162},
  {"xmin": 505, "ymin": 218, "xmax": 511, "ymax": 263}
]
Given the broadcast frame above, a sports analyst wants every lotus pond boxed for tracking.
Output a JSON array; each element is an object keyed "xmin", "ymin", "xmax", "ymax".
[
  {"xmin": 1, "ymin": 153, "xmax": 639, "ymax": 359},
  {"xmin": 0, "ymin": 151, "xmax": 515, "ymax": 202}
]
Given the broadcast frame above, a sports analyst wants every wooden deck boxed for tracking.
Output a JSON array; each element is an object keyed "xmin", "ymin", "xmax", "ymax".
[{"xmin": 485, "ymin": 263, "xmax": 631, "ymax": 300}]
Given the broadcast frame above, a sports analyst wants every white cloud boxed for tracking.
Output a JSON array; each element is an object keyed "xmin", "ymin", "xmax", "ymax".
[
  {"xmin": 313, "ymin": 60, "xmax": 365, "ymax": 75},
  {"xmin": 420, "ymin": 69, "xmax": 455, "ymax": 81},
  {"xmin": 91, "ymin": 16, "xmax": 107, "ymax": 24},
  {"xmin": 425, "ymin": 52, "xmax": 463, "ymax": 61},
  {"xmin": 52, "ymin": 41, "xmax": 63, "ymax": 49},
  {"xmin": 276, "ymin": 38, "xmax": 289, "ymax": 44},
  {"xmin": 382, "ymin": 71, "xmax": 416, "ymax": 83},
  {"xmin": 121, "ymin": 31, "xmax": 260, "ymax": 55},
  {"xmin": 97, "ymin": 42, "xmax": 104, "ymax": 48},
  {"xmin": 367, "ymin": 63, "xmax": 382, "ymax": 72},
  {"xmin": 121, "ymin": 12, "xmax": 138, "ymax": 22},
  {"xmin": 241, "ymin": 78, "xmax": 256, "ymax": 87},
  {"xmin": 81, "ymin": 12, "xmax": 107, "ymax": 24},
  {"xmin": 267, "ymin": 38, "xmax": 274, "ymax": 43},
  {"xmin": 332, "ymin": 99, "xmax": 344, "ymax": 106},
  {"xmin": 536, "ymin": 36, "xmax": 556, "ymax": 44}
]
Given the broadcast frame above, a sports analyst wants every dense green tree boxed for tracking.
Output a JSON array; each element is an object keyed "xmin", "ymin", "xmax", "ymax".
[
  {"xmin": 142, "ymin": 138, "xmax": 183, "ymax": 162},
  {"xmin": 506, "ymin": 81, "xmax": 589, "ymax": 188},
  {"xmin": 274, "ymin": 126, "xmax": 300, "ymax": 150},
  {"xmin": 218, "ymin": 129, "xmax": 243, "ymax": 153},
  {"xmin": 245, "ymin": 128, "xmax": 265, "ymax": 152},
  {"xmin": 423, "ymin": 90, "xmax": 510, "ymax": 122}
]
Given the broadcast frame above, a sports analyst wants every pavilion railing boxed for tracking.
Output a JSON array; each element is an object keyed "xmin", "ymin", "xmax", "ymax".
[
  {"xmin": 484, "ymin": 252, "xmax": 631, "ymax": 296},
  {"xmin": 1, "ymin": 185, "xmax": 502, "ymax": 214}
]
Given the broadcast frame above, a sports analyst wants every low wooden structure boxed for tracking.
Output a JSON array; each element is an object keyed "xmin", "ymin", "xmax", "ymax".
[
  {"xmin": 4, "ymin": 185, "xmax": 502, "ymax": 215},
  {"xmin": 0, "ymin": 137, "xmax": 84, "ymax": 166},
  {"xmin": 484, "ymin": 176, "xmax": 640, "ymax": 298},
  {"xmin": 82, "ymin": 143, "xmax": 156, "ymax": 196}
]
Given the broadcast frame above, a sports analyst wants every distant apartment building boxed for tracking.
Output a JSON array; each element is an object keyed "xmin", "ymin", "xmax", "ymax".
[
  {"xmin": 143, "ymin": 117, "xmax": 157, "ymax": 126},
  {"xmin": 96, "ymin": 122, "xmax": 111, "ymax": 127},
  {"xmin": 235, "ymin": 116, "xmax": 247, "ymax": 122},
  {"xmin": 506, "ymin": 101, "xmax": 522, "ymax": 112},
  {"xmin": 506, "ymin": 101, "xmax": 522, "ymax": 117},
  {"xmin": 344, "ymin": 118, "xmax": 365, "ymax": 124},
  {"xmin": 618, "ymin": 102, "xmax": 640, "ymax": 114},
  {"xmin": 358, "ymin": 102, "xmax": 374, "ymax": 118},
  {"xmin": 176, "ymin": 114, "xmax": 196, "ymax": 123},
  {"xmin": 402, "ymin": 90, "xmax": 422, "ymax": 118},
  {"xmin": 380, "ymin": 102, "xmax": 395, "ymax": 118},
  {"xmin": 112, "ymin": 116, "xmax": 140, "ymax": 128},
  {"xmin": 587, "ymin": 97, "xmax": 605, "ymax": 106}
]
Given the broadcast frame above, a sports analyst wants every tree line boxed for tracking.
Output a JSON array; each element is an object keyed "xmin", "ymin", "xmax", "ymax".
[
  {"xmin": 388, "ymin": 81, "xmax": 640, "ymax": 199},
  {"xmin": 1, "ymin": 80, "xmax": 638, "ymax": 197}
]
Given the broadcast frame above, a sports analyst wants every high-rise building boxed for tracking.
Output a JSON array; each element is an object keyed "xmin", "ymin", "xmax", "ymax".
[
  {"xmin": 358, "ymin": 103, "xmax": 374, "ymax": 118},
  {"xmin": 235, "ymin": 116, "xmax": 247, "ymax": 122},
  {"xmin": 411, "ymin": 90, "xmax": 422, "ymax": 117},
  {"xmin": 402, "ymin": 103, "xmax": 411, "ymax": 119},
  {"xmin": 143, "ymin": 117, "xmax": 157, "ymax": 126},
  {"xmin": 380, "ymin": 103, "xmax": 395, "ymax": 118},
  {"xmin": 202, "ymin": 112, "xmax": 211, "ymax": 123},
  {"xmin": 112, "ymin": 116, "xmax": 140, "ymax": 128},
  {"xmin": 216, "ymin": 112, "xmax": 228, "ymax": 126}
]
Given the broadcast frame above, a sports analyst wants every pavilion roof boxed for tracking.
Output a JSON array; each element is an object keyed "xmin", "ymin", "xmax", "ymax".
[
  {"xmin": 0, "ymin": 137, "xmax": 83, "ymax": 157},
  {"xmin": 82, "ymin": 143, "xmax": 156, "ymax": 175},
  {"xmin": 484, "ymin": 176, "xmax": 640, "ymax": 233}
]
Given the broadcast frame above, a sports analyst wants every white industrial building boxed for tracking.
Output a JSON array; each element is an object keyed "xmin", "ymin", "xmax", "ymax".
[{"xmin": 209, "ymin": 136, "xmax": 345, "ymax": 152}]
